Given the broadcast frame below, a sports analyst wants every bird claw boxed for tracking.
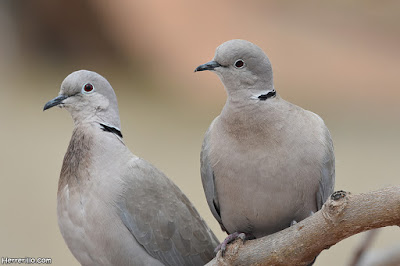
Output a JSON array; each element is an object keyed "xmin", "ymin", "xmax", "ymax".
[{"xmin": 215, "ymin": 232, "xmax": 250, "ymax": 256}]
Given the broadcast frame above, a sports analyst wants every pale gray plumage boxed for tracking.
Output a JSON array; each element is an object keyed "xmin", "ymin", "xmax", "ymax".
[
  {"xmin": 44, "ymin": 70, "xmax": 218, "ymax": 266},
  {"xmin": 195, "ymin": 39, "xmax": 335, "ymax": 240}
]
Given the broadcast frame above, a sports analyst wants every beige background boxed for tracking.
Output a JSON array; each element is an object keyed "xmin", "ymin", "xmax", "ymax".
[{"xmin": 0, "ymin": 1, "xmax": 399, "ymax": 265}]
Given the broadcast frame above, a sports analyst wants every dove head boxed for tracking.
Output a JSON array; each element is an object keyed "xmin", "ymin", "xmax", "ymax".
[
  {"xmin": 195, "ymin": 39, "xmax": 274, "ymax": 100},
  {"xmin": 44, "ymin": 70, "xmax": 121, "ymax": 129}
]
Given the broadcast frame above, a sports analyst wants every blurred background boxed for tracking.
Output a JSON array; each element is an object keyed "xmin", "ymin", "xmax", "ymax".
[{"xmin": 0, "ymin": 0, "xmax": 399, "ymax": 265}]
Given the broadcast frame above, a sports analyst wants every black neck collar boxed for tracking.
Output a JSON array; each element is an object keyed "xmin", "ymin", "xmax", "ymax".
[
  {"xmin": 100, "ymin": 123, "xmax": 123, "ymax": 138},
  {"xmin": 258, "ymin": 90, "xmax": 276, "ymax": 101}
]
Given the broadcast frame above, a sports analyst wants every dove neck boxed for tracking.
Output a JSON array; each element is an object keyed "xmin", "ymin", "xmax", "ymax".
[
  {"xmin": 69, "ymin": 107, "xmax": 121, "ymax": 132},
  {"xmin": 220, "ymin": 91, "xmax": 282, "ymax": 128}
]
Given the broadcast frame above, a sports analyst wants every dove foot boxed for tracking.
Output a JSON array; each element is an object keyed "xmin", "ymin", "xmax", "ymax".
[{"xmin": 215, "ymin": 232, "xmax": 254, "ymax": 255}]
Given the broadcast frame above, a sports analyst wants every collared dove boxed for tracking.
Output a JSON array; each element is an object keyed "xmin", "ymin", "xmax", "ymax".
[
  {"xmin": 44, "ymin": 70, "xmax": 219, "ymax": 266},
  {"xmin": 195, "ymin": 39, "xmax": 335, "ymax": 252}
]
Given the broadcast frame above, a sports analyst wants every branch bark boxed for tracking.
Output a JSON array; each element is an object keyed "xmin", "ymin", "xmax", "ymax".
[{"xmin": 205, "ymin": 186, "xmax": 400, "ymax": 266}]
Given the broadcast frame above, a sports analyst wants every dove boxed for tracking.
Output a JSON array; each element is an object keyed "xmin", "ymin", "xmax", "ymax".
[
  {"xmin": 195, "ymin": 39, "xmax": 335, "ymax": 252},
  {"xmin": 44, "ymin": 70, "xmax": 219, "ymax": 265}
]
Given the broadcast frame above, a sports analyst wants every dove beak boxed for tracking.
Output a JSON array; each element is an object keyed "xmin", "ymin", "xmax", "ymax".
[
  {"xmin": 194, "ymin": 61, "xmax": 222, "ymax": 72},
  {"xmin": 43, "ymin": 94, "xmax": 69, "ymax": 111}
]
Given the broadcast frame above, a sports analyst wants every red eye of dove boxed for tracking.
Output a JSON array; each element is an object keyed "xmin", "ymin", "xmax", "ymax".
[
  {"xmin": 83, "ymin": 83, "xmax": 94, "ymax": 92},
  {"xmin": 234, "ymin": 59, "xmax": 244, "ymax": 68}
]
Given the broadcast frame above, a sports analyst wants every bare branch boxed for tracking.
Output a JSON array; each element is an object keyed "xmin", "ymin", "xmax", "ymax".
[{"xmin": 206, "ymin": 186, "xmax": 400, "ymax": 266}]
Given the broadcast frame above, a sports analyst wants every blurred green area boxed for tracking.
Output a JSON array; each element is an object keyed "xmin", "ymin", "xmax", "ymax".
[{"xmin": 0, "ymin": 1, "xmax": 399, "ymax": 265}]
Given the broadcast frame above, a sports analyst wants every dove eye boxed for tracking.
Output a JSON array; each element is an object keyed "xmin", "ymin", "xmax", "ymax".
[
  {"xmin": 234, "ymin": 59, "xmax": 245, "ymax": 68},
  {"xmin": 82, "ymin": 83, "xmax": 94, "ymax": 93}
]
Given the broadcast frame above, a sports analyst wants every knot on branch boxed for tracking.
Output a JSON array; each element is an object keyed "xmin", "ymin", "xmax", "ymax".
[{"xmin": 322, "ymin": 190, "xmax": 351, "ymax": 225}]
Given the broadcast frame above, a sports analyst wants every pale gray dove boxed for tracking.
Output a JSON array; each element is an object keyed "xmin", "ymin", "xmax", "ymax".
[
  {"xmin": 44, "ymin": 70, "xmax": 219, "ymax": 265},
  {"xmin": 195, "ymin": 39, "xmax": 335, "ymax": 253}
]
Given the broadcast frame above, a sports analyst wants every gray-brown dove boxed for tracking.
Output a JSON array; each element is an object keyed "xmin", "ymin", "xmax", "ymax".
[
  {"xmin": 44, "ymin": 70, "xmax": 219, "ymax": 265},
  {"xmin": 195, "ymin": 39, "xmax": 335, "ymax": 252}
]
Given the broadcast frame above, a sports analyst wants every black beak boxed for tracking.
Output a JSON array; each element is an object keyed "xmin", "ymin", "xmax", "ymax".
[
  {"xmin": 194, "ymin": 61, "xmax": 221, "ymax": 72},
  {"xmin": 43, "ymin": 94, "xmax": 69, "ymax": 111}
]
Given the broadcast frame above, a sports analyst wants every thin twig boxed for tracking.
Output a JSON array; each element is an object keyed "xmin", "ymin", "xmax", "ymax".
[{"xmin": 349, "ymin": 229, "xmax": 379, "ymax": 266}]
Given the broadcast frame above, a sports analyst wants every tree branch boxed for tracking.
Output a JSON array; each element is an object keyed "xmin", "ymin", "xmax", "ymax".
[{"xmin": 205, "ymin": 186, "xmax": 400, "ymax": 266}]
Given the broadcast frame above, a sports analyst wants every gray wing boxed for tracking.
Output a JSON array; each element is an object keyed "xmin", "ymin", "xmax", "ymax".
[
  {"xmin": 117, "ymin": 158, "xmax": 219, "ymax": 266},
  {"xmin": 316, "ymin": 128, "xmax": 336, "ymax": 210},
  {"xmin": 200, "ymin": 124, "xmax": 224, "ymax": 230}
]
